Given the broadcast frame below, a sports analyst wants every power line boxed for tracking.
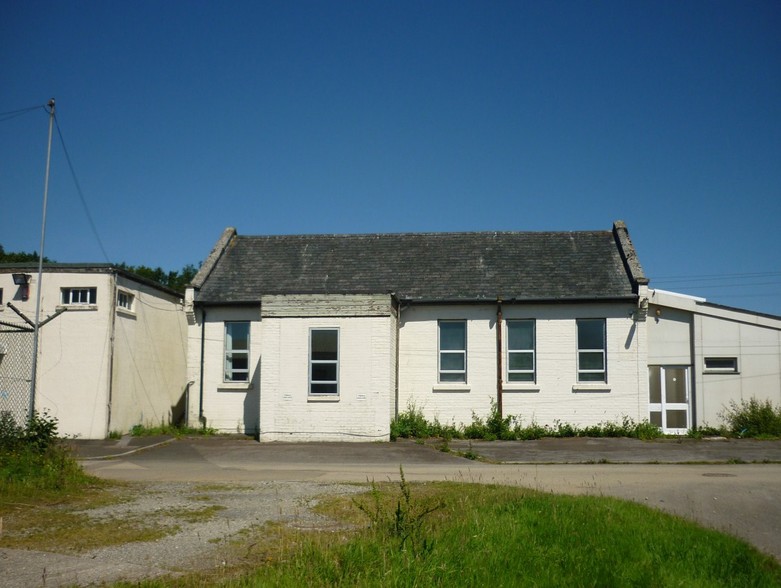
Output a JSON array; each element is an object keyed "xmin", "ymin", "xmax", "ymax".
[
  {"xmin": 0, "ymin": 104, "xmax": 47, "ymax": 123},
  {"xmin": 652, "ymin": 271, "xmax": 781, "ymax": 284},
  {"xmin": 53, "ymin": 113, "xmax": 112, "ymax": 263}
]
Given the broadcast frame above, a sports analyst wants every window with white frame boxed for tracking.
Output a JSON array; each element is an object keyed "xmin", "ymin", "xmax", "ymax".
[
  {"xmin": 310, "ymin": 328, "xmax": 339, "ymax": 395},
  {"xmin": 507, "ymin": 320, "xmax": 535, "ymax": 382},
  {"xmin": 704, "ymin": 357, "xmax": 738, "ymax": 373},
  {"xmin": 117, "ymin": 290, "xmax": 134, "ymax": 311},
  {"xmin": 577, "ymin": 318, "xmax": 606, "ymax": 382},
  {"xmin": 61, "ymin": 287, "xmax": 97, "ymax": 305},
  {"xmin": 439, "ymin": 320, "xmax": 466, "ymax": 383},
  {"xmin": 224, "ymin": 322, "xmax": 250, "ymax": 382}
]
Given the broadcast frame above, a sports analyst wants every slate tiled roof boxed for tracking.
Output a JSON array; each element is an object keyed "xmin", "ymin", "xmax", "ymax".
[{"xmin": 194, "ymin": 224, "xmax": 645, "ymax": 304}]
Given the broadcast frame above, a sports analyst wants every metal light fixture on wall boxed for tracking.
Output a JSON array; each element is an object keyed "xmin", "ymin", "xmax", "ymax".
[{"xmin": 11, "ymin": 273, "xmax": 31, "ymax": 301}]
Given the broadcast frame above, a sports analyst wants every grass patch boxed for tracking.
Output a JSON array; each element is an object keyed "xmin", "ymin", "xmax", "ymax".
[
  {"xmin": 161, "ymin": 504, "xmax": 227, "ymax": 523},
  {"xmin": 130, "ymin": 422, "xmax": 218, "ymax": 437},
  {"xmin": 126, "ymin": 481, "xmax": 781, "ymax": 588}
]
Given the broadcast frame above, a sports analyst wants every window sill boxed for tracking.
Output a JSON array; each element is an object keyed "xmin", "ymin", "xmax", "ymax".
[
  {"xmin": 432, "ymin": 385, "xmax": 471, "ymax": 393},
  {"xmin": 703, "ymin": 370, "xmax": 740, "ymax": 375},
  {"xmin": 218, "ymin": 382, "xmax": 252, "ymax": 391},
  {"xmin": 308, "ymin": 395, "xmax": 340, "ymax": 402},
  {"xmin": 116, "ymin": 307, "xmax": 136, "ymax": 318},
  {"xmin": 503, "ymin": 385, "xmax": 540, "ymax": 393},
  {"xmin": 56, "ymin": 304, "xmax": 98, "ymax": 312},
  {"xmin": 572, "ymin": 384, "xmax": 611, "ymax": 393}
]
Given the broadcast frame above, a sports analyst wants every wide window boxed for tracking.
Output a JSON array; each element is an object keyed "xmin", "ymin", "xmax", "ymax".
[
  {"xmin": 704, "ymin": 357, "xmax": 738, "ymax": 373},
  {"xmin": 507, "ymin": 320, "xmax": 535, "ymax": 382},
  {"xmin": 439, "ymin": 321, "xmax": 466, "ymax": 383},
  {"xmin": 577, "ymin": 319, "xmax": 606, "ymax": 382},
  {"xmin": 310, "ymin": 328, "xmax": 338, "ymax": 395},
  {"xmin": 61, "ymin": 287, "xmax": 97, "ymax": 305},
  {"xmin": 224, "ymin": 322, "xmax": 250, "ymax": 382}
]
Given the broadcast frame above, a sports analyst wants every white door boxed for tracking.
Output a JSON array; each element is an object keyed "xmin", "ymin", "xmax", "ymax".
[{"xmin": 649, "ymin": 366, "xmax": 690, "ymax": 434}]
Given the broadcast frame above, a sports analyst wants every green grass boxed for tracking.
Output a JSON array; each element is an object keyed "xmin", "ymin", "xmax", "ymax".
[
  {"xmin": 124, "ymin": 480, "xmax": 781, "ymax": 588},
  {"xmin": 130, "ymin": 422, "xmax": 218, "ymax": 437}
]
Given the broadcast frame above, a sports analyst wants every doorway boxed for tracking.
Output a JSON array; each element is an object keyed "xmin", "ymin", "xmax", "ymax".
[{"xmin": 649, "ymin": 366, "xmax": 690, "ymax": 434}]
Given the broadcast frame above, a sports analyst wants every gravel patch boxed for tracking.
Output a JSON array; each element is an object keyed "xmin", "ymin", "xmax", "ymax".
[{"xmin": 3, "ymin": 481, "xmax": 366, "ymax": 588}]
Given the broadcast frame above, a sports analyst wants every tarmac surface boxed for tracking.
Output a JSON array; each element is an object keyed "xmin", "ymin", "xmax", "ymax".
[{"xmin": 4, "ymin": 436, "xmax": 781, "ymax": 586}]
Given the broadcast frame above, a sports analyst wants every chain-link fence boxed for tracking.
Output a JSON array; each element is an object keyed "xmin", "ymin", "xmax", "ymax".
[{"xmin": 0, "ymin": 327, "xmax": 33, "ymax": 426}]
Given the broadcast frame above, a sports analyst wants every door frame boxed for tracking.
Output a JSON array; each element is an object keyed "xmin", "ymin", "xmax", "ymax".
[{"xmin": 649, "ymin": 365, "xmax": 691, "ymax": 434}]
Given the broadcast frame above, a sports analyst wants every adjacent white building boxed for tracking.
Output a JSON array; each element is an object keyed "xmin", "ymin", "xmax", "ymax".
[
  {"xmin": 648, "ymin": 289, "xmax": 781, "ymax": 432},
  {"xmin": 0, "ymin": 264, "xmax": 188, "ymax": 438}
]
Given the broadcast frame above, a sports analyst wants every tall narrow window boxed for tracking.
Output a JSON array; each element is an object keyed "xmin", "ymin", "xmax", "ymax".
[
  {"xmin": 310, "ymin": 328, "xmax": 339, "ymax": 395},
  {"xmin": 439, "ymin": 321, "xmax": 466, "ymax": 383},
  {"xmin": 577, "ymin": 319, "xmax": 606, "ymax": 382},
  {"xmin": 224, "ymin": 322, "xmax": 250, "ymax": 382},
  {"xmin": 507, "ymin": 320, "xmax": 535, "ymax": 382}
]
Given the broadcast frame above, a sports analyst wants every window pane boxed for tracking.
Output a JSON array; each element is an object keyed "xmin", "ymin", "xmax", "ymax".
[
  {"xmin": 650, "ymin": 411, "xmax": 662, "ymax": 427},
  {"xmin": 440, "ymin": 372, "xmax": 465, "ymax": 383},
  {"xmin": 509, "ymin": 352, "xmax": 533, "ymax": 370},
  {"xmin": 440, "ymin": 322, "xmax": 465, "ymax": 350},
  {"xmin": 578, "ymin": 319, "xmax": 605, "ymax": 349},
  {"xmin": 579, "ymin": 372, "xmax": 604, "ymax": 382},
  {"xmin": 665, "ymin": 368, "xmax": 687, "ymax": 404},
  {"xmin": 666, "ymin": 410, "xmax": 688, "ymax": 429},
  {"xmin": 649, "ymin": 366, "xmax": 661, "ymax": 404},
  {"xmin": 231, "ymin": 356, "xmax": 248, "ymax": 372},
  {"xmin": 508, "ymin": 321, "xmax": 534, "ymax": 350},
  {"xmin": 440, "ymin": 353, "xmax": 465, "ymax": 371},
  {"xmin": 312, "ymin": 330, "xmax": 338, "ymax": 360},
  {"xmin": 312, "ymin": 362, "xmax": 337, "ymax": 382},
  {"xmin": 509, "ymin": 372, "xmax": 534, "ymax": 382},
  {"xmin": 311, "ymin": 383, "xmax": 337, "ymax": 395},
  {"xmin": 579, "ymin": 352, "xmax": 604, "ymax": 370},
  {"xmin": 227, "ymin": 323, "xmax": 249, "ymax": 351},
  {"xmin": 704, "ymin": 357, "xmax": 737, "ymax": 371}
]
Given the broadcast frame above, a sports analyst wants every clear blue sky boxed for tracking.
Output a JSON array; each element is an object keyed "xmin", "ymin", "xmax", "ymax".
[{"xmin": 2, "ymin": 1, "xmax": 780, "ymax": 315}]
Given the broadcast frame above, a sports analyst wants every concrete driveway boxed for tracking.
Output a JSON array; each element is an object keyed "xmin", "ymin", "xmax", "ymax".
[{"xmin": 76, "ymin": 436, "xmax": 781, "ymax": 562}]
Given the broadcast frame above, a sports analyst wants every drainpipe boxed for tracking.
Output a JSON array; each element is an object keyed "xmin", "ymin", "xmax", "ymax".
[
  {"xmin": 106, "ymin": 272, "xmax": 118, "ymax": 436},
  {"xmin": 198, "ymin": 308, "xmax": 206, "ymax": 428},
  {"xmin": 393, "ymin": 296, "xmax": 403, "ymax": 419},
  {"xmin": 496, "ymin": 299, "xmax": 503, "ymax": 419}
]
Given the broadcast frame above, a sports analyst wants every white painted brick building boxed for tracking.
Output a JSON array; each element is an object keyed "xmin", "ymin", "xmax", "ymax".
[{"xmin": 186, "ymin": 222, "xmax": 658, "ymax": 440}]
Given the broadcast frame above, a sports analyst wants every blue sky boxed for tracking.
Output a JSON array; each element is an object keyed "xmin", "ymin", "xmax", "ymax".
[{"xmin": 2, "ymin": 1, "xmax": 780, "ymax": 315}]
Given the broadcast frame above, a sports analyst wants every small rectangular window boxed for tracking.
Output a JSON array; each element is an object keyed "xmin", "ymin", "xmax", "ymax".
[
  {"xmin": 0, "ymin": 288, "xmax": 3, "ymax": 305},
  {"xmin": 310, "ymin": 328, "xmax": 338, "ymax": 395},
  {"xmin": 117, "ymin": 290, "xmax": 134, "ymax": 311},
  {"xmin": 704, "ymin": 357, "xmax": 738, "ymax": 373},
  {"xmin": 577, "ymin": 318, "xmax": 606, "ymax": 382},
  {"xmin": 224, "ymin": 322, "xmax": 250, "ymax": 382},
  {"xmin": 61, "ymin": 287, "xmax": 97, "ymax": 305},
  {"xmin": 507, "ymin": 320, "xmax": 535, "ymax": 382},
  {"xmin": 439, "ymin": 320, "xmax": 466, "ymax": 383}
]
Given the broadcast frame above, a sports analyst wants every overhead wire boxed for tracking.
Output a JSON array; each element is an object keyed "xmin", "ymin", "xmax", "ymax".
[
  {"xmin": 0, "ymin": 104, "xmax": 47, "ymax": 123},
  {"xmin": 52, "ymin": 111, "xmax": 112, "ymax": 263}
]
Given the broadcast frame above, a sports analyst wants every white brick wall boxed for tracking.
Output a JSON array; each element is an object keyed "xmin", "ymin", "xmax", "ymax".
[
  {"xmin": 398, "ymin": 302, "xmax": 648, "ymax": 429},
  {"xmin": 259, "ymin": 315, "xmax": 393, "ymax": 441}
]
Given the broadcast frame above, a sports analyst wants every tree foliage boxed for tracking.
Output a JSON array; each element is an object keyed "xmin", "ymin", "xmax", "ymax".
[{"xmin": 0, "ymin": 244, "xmax": 198, "ymax": 294}]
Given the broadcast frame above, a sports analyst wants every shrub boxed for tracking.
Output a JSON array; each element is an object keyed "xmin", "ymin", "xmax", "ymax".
[
  {"xmin": 0, "ymin": 410, "xmax": 92, "ymax": 494},
  {"xmin": 390, "ymin": 403, "xmax": 431, "ymax": 440},
  {"xmin": 721, "ymin": 398, "xmax": 781, "ymax": 438}
]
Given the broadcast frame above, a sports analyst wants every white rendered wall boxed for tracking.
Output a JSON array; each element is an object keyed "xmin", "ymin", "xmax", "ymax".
[
  {"xmin": 398, "ymin": 302, "xmax": 647, "ymax": 429},
  {"xmin": 110, "ymin": 275, "xmax": 187, "ymax": 433},
  {"xmin": 193, "ymin": 305, "xmax": 262, "ymax": 435},
  {"xmin": 259, "ymin": 315, "xmax": 393, "ymax": 441},
  {"xmin": 695, "ymin": 314, "xmax": 781, "ymax": 426},
  {"xmin": 0, "ymin": 271, "xmax": 113, "ymax": 438}
]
